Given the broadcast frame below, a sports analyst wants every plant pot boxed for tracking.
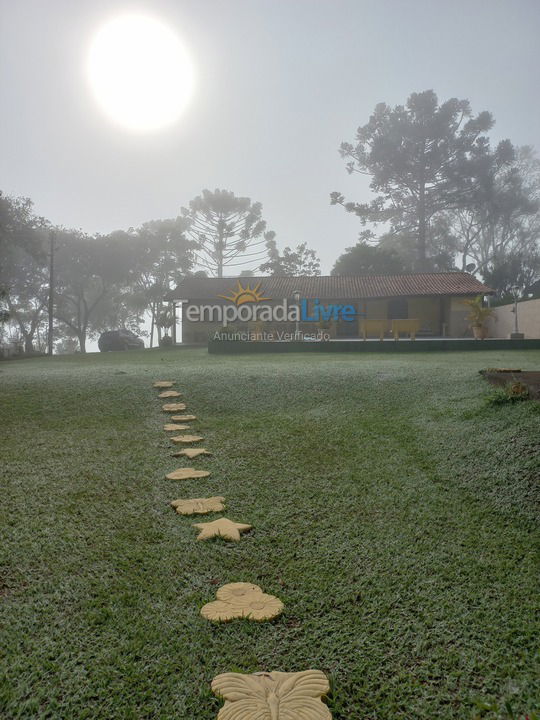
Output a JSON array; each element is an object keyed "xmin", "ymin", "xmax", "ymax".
[
  {"xmin": 159, "ymin": 335, "xmax": 173, "ymax": 347},
  {"xmin": 472, "ymin": 325, "xmax": 488, "ymax": 340}
]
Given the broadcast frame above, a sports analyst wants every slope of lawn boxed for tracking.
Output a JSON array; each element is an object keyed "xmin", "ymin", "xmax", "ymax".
[{"xmin": 1, "ymin": 348, "xmax": 539, "ymax": 719}]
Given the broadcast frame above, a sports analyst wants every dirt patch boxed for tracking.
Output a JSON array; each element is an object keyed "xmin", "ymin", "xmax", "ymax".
[
  {"xmin": 480, "ymin": 369, "xmax": 540, "ymax": 399},
  {"xmin": 0, "ymin": 564, "xmax": 27, "ymax": 598}
]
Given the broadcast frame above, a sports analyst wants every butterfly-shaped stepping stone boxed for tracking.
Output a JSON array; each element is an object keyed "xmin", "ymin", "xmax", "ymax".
[
  {"xmin": 153, "ymin": 381, "xmax": 175, "ymax": 388},
  {"xmin": 201, "ymin": 582, "xmax": 283, "ymax": 622},
  {"xmin": 158, "ymin": 390, "xmax": 182, "ymax": 398},
  {"xmin": 170, "ymin": 415, "xmax": 197, "ymax": 422},
  {"xmin": 170, "ymin": 496, "xmax": 225, "ymax": 515},
  {"xmin": 162, "ymin": 403, "xmax": 187, "ymax": 412},
  {"xmin": 172, "ymin": 448, "xmax": 211, "ymax": 459},
  {"xmin": 164, "ymin": 424, "xmax": 190, "ymax": 431},
  {"xmin": 211, "ymin": 670, "xmax": 332, "ymax": 719},
  {"xmin": 165, "ymin": 468, "xmax": 211, "ymax": 480},
  {"xmin": 170, "ymin": 434, "xmax": 204, "ymax": 444},
  {"xmin": 193, "ymin": 518, "xmax": 252, "ymax": 542}
]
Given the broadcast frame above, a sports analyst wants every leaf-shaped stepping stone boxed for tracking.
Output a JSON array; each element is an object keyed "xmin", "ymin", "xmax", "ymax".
[
  {"xmin": 170, "ymin": 435, "xmax": 204, "ymax": 444},
  {"xmin": 153, "ymin": 381, "xmax": 175, "ymax": 388},
  {"xmin": 165, "ymin": 468, "xmax": 210, "ymax": 480},
  {"xmin": 193, "ymin": 518, "xmax": 252, "ymax": 542},
  {"xmin": 162, "ymin": 403, "xmax": 187, "ymax": 412},
  {"xmin": 158, "ymin": 390, "xmax": 182, "ymax": 398},
  {"xmin": 172, "ymin": 448, "xmax": 212, "ymax": 459},
  {"xmin": 170, "ymin": 415, "xmax": 197, "ymax": 422},
  {"xmin": 164, "ymin": 424, "xmax": 190, "ymax": 431},
  {"xmin": 211, "ymin": 670, "xmax": 331, "ymax": 719},
  {"xmin": 170, "ymin": 496, "xmax": 225, "ymax": 515},
  {"xmin": 201, "ymin": 582, "xmax": 283, "ymax": 622}
]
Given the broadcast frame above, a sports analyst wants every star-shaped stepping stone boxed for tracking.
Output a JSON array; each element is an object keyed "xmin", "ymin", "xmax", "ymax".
[
  {"xmin": 193, "ymin": 518, "xmax": 252, "ymax": 542},
  {"xmin": 170, "ymin": 415, "xmax": 197, "ymax": 422},
  {"xmin": 164, "ymin": 424, "xmax": 190, "ymax": 431},
  {"xmin": 172, "ymin": 448, "xmax": 211, "ymax": 459},
  {"xmin": 153, "ymin": 381, "xmax": 175, "ymax": 388},
  {"xmin": 162, "ymin": 403, "xmax": 187, "ymax": 412},
  {"xmin": 170, "ymin": 434, "xmax": 204, "ymax": 444},
  {"xmin": 158, "ymin": 390, "xmax": 182, "ymax": 398},
  {"xmin": 170, "ymin": 496, "xmax": 226, "ymax": 515},
  {"xmin": 165, "ymin": 468, "xmax": 211, "ymax": 480},
  {"xmin": 201, "ymin": 582, "xmax": 283, "ymax": 622},
  {"xmin": 211, "ymin": 670, "xmax": 331, "ymax": 719}
]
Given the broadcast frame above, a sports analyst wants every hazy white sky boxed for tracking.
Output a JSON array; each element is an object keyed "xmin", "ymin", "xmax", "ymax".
[{"xmin": 1, "ymin": 0, "xmax": 539, "ymax": 273}]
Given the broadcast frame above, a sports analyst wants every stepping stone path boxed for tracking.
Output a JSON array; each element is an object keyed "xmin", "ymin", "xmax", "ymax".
[
  {"xmin": 201, "ymin": 582, "xmax": 284, "ymax": 622},
  {"xmin": 170, "ymin": 496, "xmax": 226, "ymax": 515},
  {"xmin": 172, "ymin": 448, "xmax": 212, "ymax": 458},
  {"xmin": 193, "ymin": 517, "xmax": 252, "ymax": 542},
  {"xmin": 165, "ymin": 468, "xmax": 210, "ymax": 481},
  {"xmin": 170, "ymin": 434, "xmax": 204, "ymax": 444},
  {"xmin": 153, "ymin": 380, "xmax": 332, "ymax": 717},
  {"xmin": 211, "ymin": 670, "xmax": 332, "ymax": 719}
]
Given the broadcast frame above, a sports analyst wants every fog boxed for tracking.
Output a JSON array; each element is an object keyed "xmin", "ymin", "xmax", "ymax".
[{"xmin": 2, "ymin": 0, "xmax": 539, "ymax": 273}]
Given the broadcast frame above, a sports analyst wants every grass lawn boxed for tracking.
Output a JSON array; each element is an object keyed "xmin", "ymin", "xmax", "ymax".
[{"xmin": 1, "ymin": 348, "xmax": 539, "ymax": 719}]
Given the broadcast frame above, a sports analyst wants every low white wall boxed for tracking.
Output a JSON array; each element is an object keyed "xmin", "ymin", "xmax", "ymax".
[{"xmin": 487, "ymin": 298, "xmax": 540, "ymax": 338}]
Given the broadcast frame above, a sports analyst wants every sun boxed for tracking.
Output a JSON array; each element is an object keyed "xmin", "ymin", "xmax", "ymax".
[
  {"xmin": 87, "ymin": 14, "xmax": 195, "ymax": 133},
  {"xmin": 218, "ymin": 281, "xmax": 271, "ymax": 306}
]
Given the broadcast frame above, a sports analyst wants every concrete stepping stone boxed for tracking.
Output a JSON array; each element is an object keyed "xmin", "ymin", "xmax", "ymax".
[
  {"xmin": 164, "ymin": 424, "xmax": 190, "ymax": 431},
  {"xmin": 158, "ymin": 390, "xmax": 182, "ymax": 398},
  {"xmin": 170, "ymin": 434, "xmax": 204, "ymax": 444},
  {"xmin": 193, "ymin": 518, "xmax": 252, "ymax": 542},
  {"xmin": 170, "ymin": 496, "xmax": 226, "ymax": 515},
  {"xmin": 201, "ymin": 582, "xmax": 283, "ymax": 622},
  {"xmin": 172, "ymin": 448, "xmax": 211, "ymax": 459},
  {"xmin": 162, "ymin": 403, "xmax": 187, "ymax": 412},
  {"xmin": 165, "ymin": 468, "xmax": 211, "ymax": 480},
  {"xmin": 170, "ymin": 415, "xmax": 197, "ymax": 422},
  {"xmin": 153, "ymin": 381, "xmax": 175, "ymax": 388},
  {"xmin": 211, "ymin": 670, "xmax": 331, "ymax": 719}
]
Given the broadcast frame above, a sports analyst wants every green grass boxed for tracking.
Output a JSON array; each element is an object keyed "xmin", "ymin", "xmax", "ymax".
[{"xmin": 1, "ymin": 348, "xmax": 539, "ymax": 719}]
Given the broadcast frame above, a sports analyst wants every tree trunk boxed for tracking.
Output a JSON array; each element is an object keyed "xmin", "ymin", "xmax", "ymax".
[
  {"xmin": 417, "ymin": 145, "xmax": 428, "ymax": 271},
  {"xmin": 217, "ymin": 217, "xmax": 224, "ymax": 277},
  {"xmin": 150, "ymin": 302, "xmax": 155, "ymax": 348},
  {"xmin": 24, "ymin": 335, "xmax": 34, "ymax": 354},
  {"xmin": 78, "ymin": 332, "xmax": 86, "ymax": 353},
  {"xmin": 417, "ymin": 184, "xmax": 427, "ymax": 270}
]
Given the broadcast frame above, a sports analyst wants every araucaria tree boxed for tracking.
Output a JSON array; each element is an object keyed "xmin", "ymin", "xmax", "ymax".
[
  {"xmin": 331, "ymin": 90, "xmax": 494, "ymax": 269},
  {"xmin": 181, "ymin": 189, "xmax": 274, "ymax": 277}
]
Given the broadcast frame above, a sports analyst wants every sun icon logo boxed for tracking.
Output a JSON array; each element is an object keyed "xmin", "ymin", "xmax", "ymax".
[{"xmin": 218, "ymin": 280, "xmax": 271, "ymax": 306}]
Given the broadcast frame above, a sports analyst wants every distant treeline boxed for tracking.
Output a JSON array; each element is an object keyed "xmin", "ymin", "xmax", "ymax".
[{"xmin": 1, "ymin": 90, "xmax": 539, "ymax": 353}]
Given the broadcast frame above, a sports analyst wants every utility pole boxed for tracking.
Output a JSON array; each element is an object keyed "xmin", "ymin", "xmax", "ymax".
[{"xmin": 47, "ymin": 230, "xmax": 55, "ymax": 355}]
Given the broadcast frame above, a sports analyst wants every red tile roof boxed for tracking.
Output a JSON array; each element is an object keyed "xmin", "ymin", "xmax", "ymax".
[{"xmin": 166, "ymin": 273, "xmax": 493, "ymax": 301}]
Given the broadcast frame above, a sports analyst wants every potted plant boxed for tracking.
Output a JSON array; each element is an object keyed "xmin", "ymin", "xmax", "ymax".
[
  {"xmin": 463, "ymin": 296, "xmax": 494, "ymax": 340},
  {"xmin": 156, "ymin": 307, "xmax": 175, "ymax": 347}
]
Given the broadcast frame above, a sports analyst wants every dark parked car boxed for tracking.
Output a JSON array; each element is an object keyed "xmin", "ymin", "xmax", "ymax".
[{"xmin": 98, "ymin": 329, "xmax": 144, "ymax": 352}]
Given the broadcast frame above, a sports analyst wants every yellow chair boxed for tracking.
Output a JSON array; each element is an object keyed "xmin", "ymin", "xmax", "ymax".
[
  {"xmin": 391, "ymin": 318, "xmax": 421, "ymax": 340},
  {"xmin": 360, "ymin": 319, "xmax": 388, "ymax": 341}
]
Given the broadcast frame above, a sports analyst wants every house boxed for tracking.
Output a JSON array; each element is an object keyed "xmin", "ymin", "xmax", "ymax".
[{"xmin": 165, "ymin": 272, "xmax": 494, "ymax": 344}]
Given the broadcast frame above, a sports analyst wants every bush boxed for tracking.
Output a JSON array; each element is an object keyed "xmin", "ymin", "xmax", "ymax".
[{"xmin": 485, "ymin": 382, "xmax": 529, "ymax": 406}]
